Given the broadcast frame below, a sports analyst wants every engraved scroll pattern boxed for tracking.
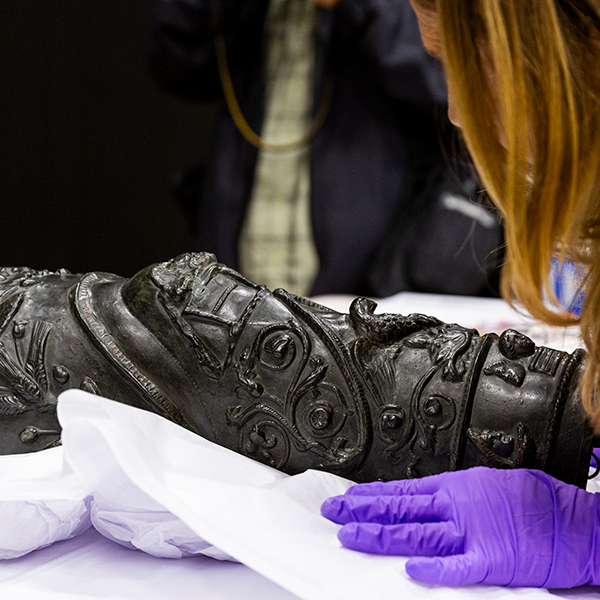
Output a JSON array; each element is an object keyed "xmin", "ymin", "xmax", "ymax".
[
  {"xmin": 227, "ymin": 320, "xmax": 360, "ymax": 472},
  {"xmin": 367, "ymin": 324, "xmax": 477, "ymax": 477}
]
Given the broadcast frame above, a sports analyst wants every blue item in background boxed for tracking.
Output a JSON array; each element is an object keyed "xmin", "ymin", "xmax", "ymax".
[
  {"xmin": 550, "ymin": 258, "xmax": 585, "ymax": 315},
  {"xmin": 591, "ymin": 449, "xmax": 600, "ymax": 472}
]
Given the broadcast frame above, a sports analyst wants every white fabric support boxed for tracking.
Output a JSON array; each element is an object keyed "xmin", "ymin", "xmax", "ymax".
[{"xmin": 0, "ymin": 388, "xmax": 597, "ymax": 600}]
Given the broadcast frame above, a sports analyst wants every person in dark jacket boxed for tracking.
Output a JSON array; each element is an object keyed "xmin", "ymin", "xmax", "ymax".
[{"xmin": 148, "ymin": 0, "xmax": 503, "ymax": 297}]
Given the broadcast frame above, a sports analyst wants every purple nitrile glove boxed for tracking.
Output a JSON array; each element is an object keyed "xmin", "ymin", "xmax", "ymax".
[{"xmin": 321, "ymin": 467, "xmax": 600, "ymax": 588}]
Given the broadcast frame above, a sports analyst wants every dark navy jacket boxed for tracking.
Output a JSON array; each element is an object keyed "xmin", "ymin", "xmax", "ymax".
[{"xmin": 149, "ymin": 0, "xmax": 503, "ymax": 296}]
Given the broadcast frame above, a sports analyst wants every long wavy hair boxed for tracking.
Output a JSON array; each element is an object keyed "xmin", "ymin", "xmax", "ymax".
[{"xmin": 412, "ymin": 0, "xmax": 600, "ymax": 429}]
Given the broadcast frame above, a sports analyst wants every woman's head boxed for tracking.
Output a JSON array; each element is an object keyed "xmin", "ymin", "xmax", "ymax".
[{"xmin": 410, "ymin": 0, "xmax": 600, "ymax": 427}]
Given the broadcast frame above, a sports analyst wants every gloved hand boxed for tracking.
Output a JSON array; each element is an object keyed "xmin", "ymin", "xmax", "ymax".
[{"xmin": 321, "ymin": 467, "xmax": 600, "ymax": 588}]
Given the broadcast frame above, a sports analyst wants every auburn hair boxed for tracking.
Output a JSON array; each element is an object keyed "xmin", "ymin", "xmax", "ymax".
[{"xmin": 413, "ymin": 0, "xmax": 600, "ymax": 429}]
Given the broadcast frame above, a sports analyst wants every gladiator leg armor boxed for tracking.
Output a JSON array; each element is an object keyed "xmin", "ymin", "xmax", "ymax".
[{"xmin": 0, "ymin": 253, "xmax": 595, "ymax": 487}]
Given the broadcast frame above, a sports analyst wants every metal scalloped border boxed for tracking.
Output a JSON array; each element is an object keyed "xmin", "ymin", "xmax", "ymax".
[{"xmin": 73, "ymin": 272, "xmax": 191, "ymax": 429}]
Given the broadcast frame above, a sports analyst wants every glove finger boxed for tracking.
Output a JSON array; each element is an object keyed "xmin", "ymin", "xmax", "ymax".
[
  {"xmin": 321, "ymin": 492, "xmax": 450, "ymax": 525},
  {"xmin": 345, "ymin": 475, "xmax": 446, "ymax": 497},
  {"xmin": 406, "ymin": 553, "xmax": 487, "ymax": 585},
  {"xmin": 337, "ymin": 521, "xmax": 462, "ymax": 556}
]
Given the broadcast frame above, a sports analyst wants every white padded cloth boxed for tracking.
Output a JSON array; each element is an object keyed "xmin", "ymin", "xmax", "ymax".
[{"xmin": 0, "ymin": 390, "xmax": 597, "ymax": 600}]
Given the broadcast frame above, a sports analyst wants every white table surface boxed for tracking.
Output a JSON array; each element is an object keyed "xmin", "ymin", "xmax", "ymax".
[{"xmin": 0, "ymin": 527, "xmax": 300, "ymax": 600}]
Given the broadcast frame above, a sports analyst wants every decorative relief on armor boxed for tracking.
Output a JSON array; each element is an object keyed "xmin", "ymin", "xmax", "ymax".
[
  {"xmin": 391, "ymin": 377, "xmax": 456, "ymax": 477},
  {"xmin": 376, "ymin": 389, "xmax": 457, "ymax": 477},
  {"xmin": 0, "ymin": 395, "xmax": 29, "ymax": 417},
  {"xmin": 377, "ymin": 404, "xmax": 405, "ymax": 437},
  {"xmin": 354, "ymin": 305, "xmax": 477, "ymax": 477},
  {"xmin": 0, "ymin": 319, "xmax": 55, "ymax": 416},
  {"xmin": 529, "ymin": 347, "xmax": 562, "ymax": 376},
  {"xmin": 75, "ymin": 272, "xmax": 189, "ymax": 429},
  {"xmin": 348, "ymin": 297, "xmax": 442, "ymax": 346},
  {"xmin": 403, "ymin": 324, "xmax": 475, "ymax": 382},
  {"xmin": 162, "ymin": 295, "xmax": 223, "ymax": 379},
  {"xmin": 467, "ymin": 423, "xmax": 536, "ymax": 468},
  {"xmin": 0, "ymin": 253, "xmax": 593, "ymax": 488},
  {"xmin": 52, "ymin": 365, "xmax": 70, "ymax": 384},
  {"xmin": 0, "ymin": 294, "xmax": 24, "ymax": 336},
  {"xmin": 80, "ymin": 376, "xmax": 101, "ymax": 395},
  {"xmin": 145, "ymin": 255, "xmax": 369, "ymax": 475},
  {"xmin": 20, "ymin": 425, "xmax": 61, "ymax": 445},
  {"xmin": 484, "ymin": 360, "xmax": 526, "ymax": 387},
  {"xmin": 226, "ymin": 318, "xmax": 356, "ymax": 471},
  {"xmin": 498, "ymin": 329, "xmax": 536, "ymax": 359},
  {"xmin": 0, "ymin": 267, "xmax": 70, "ymax": 289},
  {"xmin": 227, "ymin": 404, "xmax": 292, "ymax": 469}
]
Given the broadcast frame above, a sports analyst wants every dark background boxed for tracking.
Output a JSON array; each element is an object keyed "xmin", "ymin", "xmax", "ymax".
[{"xmin": 0, "ymin": 1, "xmax": 217, "ymax": 276}]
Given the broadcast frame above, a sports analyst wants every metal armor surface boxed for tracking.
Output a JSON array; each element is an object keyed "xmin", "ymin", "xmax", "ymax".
[{"xmin": 0, "ymin": 253, "xmax": 594, "ymax": 487}]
